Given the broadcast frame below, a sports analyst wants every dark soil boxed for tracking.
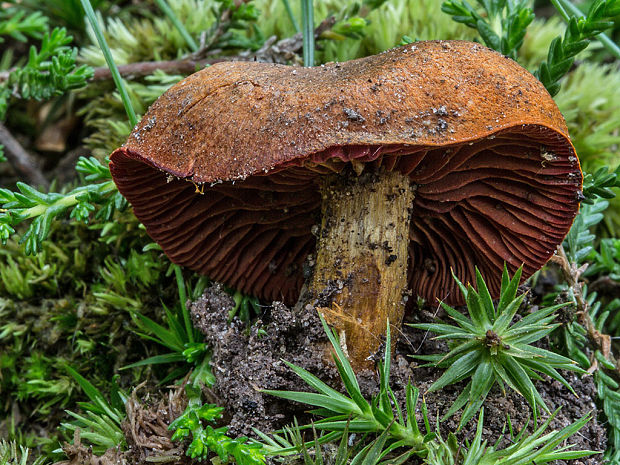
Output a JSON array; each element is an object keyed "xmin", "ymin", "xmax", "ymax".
[
  {"xmin": 190, "ymin": 283, "xmax": 338, "ymax": 436},
  {"xmin": 190, "ymin": 284, "xmax": 607, "ymax": 464}
]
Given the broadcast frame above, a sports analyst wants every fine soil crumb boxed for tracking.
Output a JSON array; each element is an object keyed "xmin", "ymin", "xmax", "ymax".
[{"xmin": 190, "ymin": 284, "xmax": 607, "ymax": 463}]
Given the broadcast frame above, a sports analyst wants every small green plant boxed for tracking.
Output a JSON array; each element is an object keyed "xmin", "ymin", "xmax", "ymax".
[
  {"xmin": 426, "ymin": 408, "xmax": 595, "ymax": 464},
  {"xmin": 562, "ymin": 197, "xmax": 609, "ymax": 264},
  {"xmin": 230, "ymin": 290, "xmax": 262, "ymax": 323},
  {"xmin": 16, "ymin": 353, "xmax": 74, "ymax": 414},
  {"xmin": 167, "ymin": 309, "xmax": 264, "ymax": 465},
  {"xmin": 259, "ymin": 314, "xmax": 595, "ymax": 464},
  {"xmin": 259, "ymin": 419, "xmax": 360, "ymax": 465},
  {"xmin": 543, "ymin": 182, "xmax": 620, "ymax": 461},
  {"xmin": 209, "ymin": 0, "xmax": 263, "ymax": 51},
  {"xmin": 411, "ymin": 265, "xmax": 582, "ymax": 428},
  {"xmin": 0, "ymin": 8, "xmax": 47, "ymax": 42},
  {"xmin": 121, "ymin": 264, "xmax": 214, "ymax": 384},
  {"xmin": 61, "ymin": 367, "xmax": 126, "ymax": 455},
  {"xmin": 0, "ymin": 439, "xmax": 48, "ymax": 465},
  {"xmin": 594, "ymin": 356, "xmax": 620, "ymax": 464},
  {"xmin": 0, "ymin": 157, "xmax": 123, "ymax": 255},
  {"xmin": 0, "ymin": 27, "xmax": 93, "ymax": 120},
  {"xmin": 536, "ymin": 0, "xmax": 620, "ymax": 96},
  {"xmin": 261, "ymin": 419, "xmax": 415, "ymax": 465},
  {"xmin": 547, "ymin": 278, "xmax": 620, "ymax": 463},
  {"xmin": 582, "ymin": 165, "xmax": 620, "ymax": 205},
  {"xmin": 584, "ymin": 238, "xmax": 620, "ymax": 280},
  {"xmin": 263, "ymin": 315, "xmax": 430, "ymax": 462},
  {"xmin": 169, "ymin": 397, "xmax": 266, "ymax": 464}
]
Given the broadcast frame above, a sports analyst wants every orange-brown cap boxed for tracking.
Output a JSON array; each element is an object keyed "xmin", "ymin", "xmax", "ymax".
[{"xmin": 110, "ymin": 40, "xmax": 582, "ymax": 305}]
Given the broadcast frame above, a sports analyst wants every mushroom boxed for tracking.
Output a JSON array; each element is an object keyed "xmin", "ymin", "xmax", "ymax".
[{"xmin": 110, "ymin": 40, "xmax": 582, "ymax": 369}]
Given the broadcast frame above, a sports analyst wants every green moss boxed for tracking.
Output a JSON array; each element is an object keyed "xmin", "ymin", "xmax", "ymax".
[
  {"xmin": 0, "ymin": 210, "xmax": 181, "ymax": 450},
  {"xmin": 321, "ymin": 0, "xmax": 476, "ymax": 62},
  {"xmin": 80, "ymin": 0, "xmax": 216, "ymax": 66},
  {"xmin": 555, "ymin": 62, "xmax": 620, "ymax": 171},
  {"xmin": 254, "ymin": 0, "xmax": 475, "ymax": 63}
]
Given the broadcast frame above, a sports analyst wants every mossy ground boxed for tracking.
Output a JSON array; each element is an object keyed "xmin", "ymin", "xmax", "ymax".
[{"xmin": 0, "ymin": 1, "xmax": 619, "ymax": 464}]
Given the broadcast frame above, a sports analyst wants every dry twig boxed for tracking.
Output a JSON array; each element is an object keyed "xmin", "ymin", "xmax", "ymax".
[
  {"xmin": 0, "ymin": 122, "xmax": 48, "ymax": 188},
  {"xmin": 553, "ymin": 244, "xmax": 616, "ymax": 371},
  {"xmin": 1, "ymin": 17, "xmax": 337, "ymax": 85}
]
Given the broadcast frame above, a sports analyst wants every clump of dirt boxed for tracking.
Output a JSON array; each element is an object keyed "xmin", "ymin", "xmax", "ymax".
[
  {"xmin": 190, "ymin": 284, "xmax": 606, "ymax": 463},
  {"xmin": 58, "ymin": 431, "xmax": 126, "ymax": 465},
  {"xmin": 190, "ymin": 283, "xmax": 342, "ymax": 435}
]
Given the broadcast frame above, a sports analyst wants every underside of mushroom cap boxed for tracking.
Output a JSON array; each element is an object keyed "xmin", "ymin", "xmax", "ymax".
[{"xmin": 110, "ymin": 40, "xmax": 582, "ymax": 305}]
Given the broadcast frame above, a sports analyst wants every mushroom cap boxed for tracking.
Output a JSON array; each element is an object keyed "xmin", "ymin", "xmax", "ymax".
[{"xmin": 110, "ymin": 40, "xmax": 582, "ymax": 305}]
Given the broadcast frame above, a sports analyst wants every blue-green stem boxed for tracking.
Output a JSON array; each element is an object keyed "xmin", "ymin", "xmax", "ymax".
[
  {"xmin": 80, "ymin": 0, "xmax": 138, "ymax": 127},
  {"xmin": 174, "ymin": 265, "xmax": 194, "ymax": 344},
  {"xmin": 281, "ymin": 0, "xmax": 300, "ymax": 33},
  {"xmin": 153, "ymin": 0, "xmax": 199, "ymax": 52},
  {"xmin": 552, "ymin": 0, "xmax": 620, "ymax": 60},
  {"xmin": 301, "ymin": 0, "xmax": 314, "ymax": 67}
]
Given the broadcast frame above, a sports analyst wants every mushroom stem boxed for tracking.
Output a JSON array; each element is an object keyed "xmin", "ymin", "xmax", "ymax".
[{"xmin": 310, "ymin": 168, "xmax": 414, "ymax": 369}]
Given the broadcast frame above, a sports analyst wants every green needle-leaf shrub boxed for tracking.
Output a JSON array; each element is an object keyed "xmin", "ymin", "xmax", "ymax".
[
  {"xmin": 441, "ymin": 0, "xmax": 620, "ymax": 96},
  {"xmin": 0, "ymin": 157, "xmax": 124, "ymax": 255},
  {"xmin": 535, "ymin": 0, "xmax": 620, "ymax": 96},
  {"xmin": 0, "ymin": 27, "xmax": 93, "ymax": 119},
  {"xmin": 411, "ymin": 264, "xmax": 584, "ymax": 428},
  {"xmin": 0, "ymin": 9, "xmax": 47, "ymax": 42},
  {"xmin": 441, "ymin": 0, "xmax": 534, "ymax": 60}
]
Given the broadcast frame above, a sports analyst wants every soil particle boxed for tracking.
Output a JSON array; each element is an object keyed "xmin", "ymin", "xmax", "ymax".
[
  {"xmin": 190, "ymin": 285, "xmax": 606, "ymax": 462},
  {"xmin": 342, "ymin": 107, "xmax": 365, "ymax": 122}
]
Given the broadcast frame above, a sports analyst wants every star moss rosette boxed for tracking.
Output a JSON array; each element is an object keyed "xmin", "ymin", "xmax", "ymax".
[{"xmin": 411, "ymin": 265, "xmax": 584, "ymax": 427}]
